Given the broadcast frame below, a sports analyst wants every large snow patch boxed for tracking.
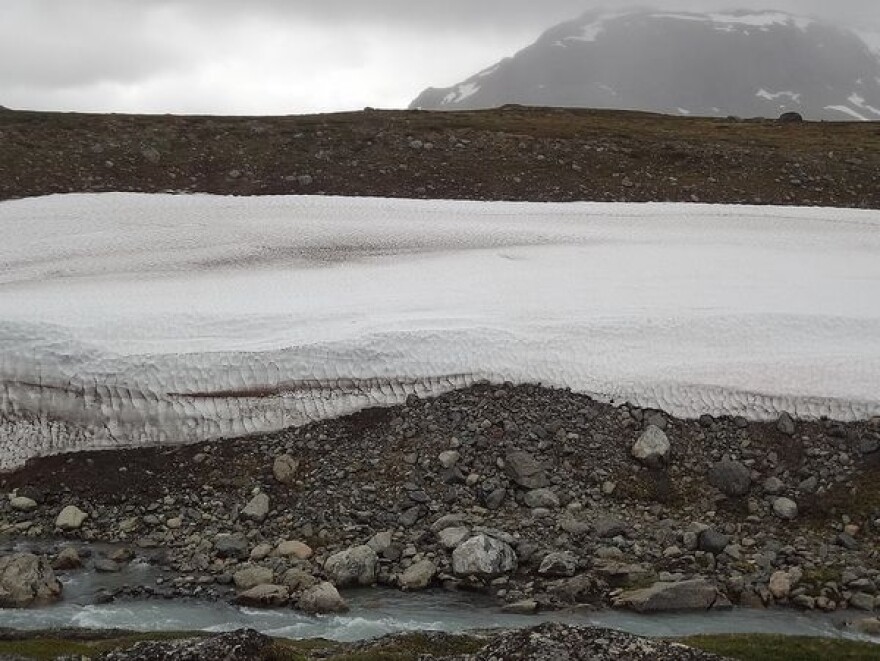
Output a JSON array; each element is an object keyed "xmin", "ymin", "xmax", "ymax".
[{"xmin": 1, "ymin": 194, "xmax": 879, "ymax": 469}]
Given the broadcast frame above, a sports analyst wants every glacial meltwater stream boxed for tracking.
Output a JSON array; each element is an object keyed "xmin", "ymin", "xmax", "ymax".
[{"xmin": 0, "ymin": 563, "xmax": 873, "ymax": 645}]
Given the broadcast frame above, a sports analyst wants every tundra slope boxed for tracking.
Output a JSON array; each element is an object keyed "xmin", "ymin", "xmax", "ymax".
[{"xmin": 1, "ymin": 106, "xmax": 879, "ymax": 208}]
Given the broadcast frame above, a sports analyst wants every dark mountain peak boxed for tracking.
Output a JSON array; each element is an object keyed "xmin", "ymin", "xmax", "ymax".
[{"xmin": 411, "ymin": 8, "xmax": 880, "ymax": 121}]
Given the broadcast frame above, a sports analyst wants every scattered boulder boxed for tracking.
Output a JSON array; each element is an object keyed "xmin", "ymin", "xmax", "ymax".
[
  {"xmin": 367, "ymin": 531, "xmax": 393, "ymax": 554},
  {"xmin": 631, "ymin": 425, "xmax": 670, "ymax": 467},
  {"xmin": 214, "ymin": 534, "xmax": 249, "ymax": 560},
  {"xmin": 240, "ymin": 493, "xmax": 270, "ymax": 523},
  {"xmin": 769, "ymin": 568, "xmax": 801, "ymax": 600},
  {"xmin": 614, "ymin": 579, "xmax": 729, "ymax": 613},
  {"xmin": 851, "ymin": 617, "xmax": 880, "ymax": 636},
  {"xmin": 235, "ymin": 584, "xmax": 289, "ymax": 608},
  {"xmin": 9, "ymin": 495, "xmax": 37, "ymax": 512},
  {"xmin": 437, "ymin": 526, "xmax": 471, "ymax": 550},
  {"xmin": 297, "ymin": 581, "xmax": 348, "ymax": 614},
  {"xmin": 698, "ymin": 529, "xmax": 731, "ymax": 555},
  {"xmin": 708, "ymin": 460, "xmax": 751, "ymax": 497},
  {"xmin": 93, "ymin": 555, "xmax": 121, "ymax": 573},
  {"xmin": 0, "ymin": 553, "xmax": 63, "ymax": 607},
  {"xmin": 538, "ymin": 552, "xmax": 578, "ymax": 578},
  {"xmin": 272, "ymin": 454, "xmax": 300, "ymax": 485},
  {"xmin": 438, "ymin": 450, "xmax": 460, "ymax": 468},
  {"xmin": 281, "ymin": 568, "xmax": 319, "ymax": 593},
  {"xmin": 594, "ymin": 517, "xmax": 628, "ymax": 539},
  {"xmin": 275, "ymin": 540, "xmax": 312, "ymax": 560},
  {"xmin": 778, "ymin": 112, "xmax": 804, "ymax": 124},
  {"xmin": 398, "ymin": 559, "xmax": 436, "ymax": 590},
  {"xmin": 504, "ymin": 451, "xmax": 549, "ymax": 489},
  {"xmin": 233, "ymin": 566, "xmax": 274, "ymax": 591},
  {"xmin": 773, "ymin": 497, "xmax": 798, "ymax": 520},
  {"xmin": 763, "ymin": 477, "xmax": 784, "ymax": 494},
  {"xmin": 324, "ymin": 545, "xmax": 378, "ymax": 587},
  {"xmin": 55, "ymin": 505, "xmax": 88, "ymax": 530},
  {"xmin": 452, "ymin": 534, "xmax": 517, "ymax": 578},
  {"xmin": 523, "ymin": 488, "xmax": 560, "ymax": 509},
  {"xmin": 776, "ymin": 412, "xmax": 796, "ymax": 435},
  {"xmin": 52, "ymin": 546, "xmax": 82, "ymax": 570},
  {"xmin": 594, "ymin": 560, "xmax": 655, "ymax": 588}
]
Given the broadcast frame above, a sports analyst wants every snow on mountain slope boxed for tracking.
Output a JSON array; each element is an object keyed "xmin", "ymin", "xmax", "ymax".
[
  {"xmin": 411, "ymin": 9, "xmax": 880, "ymax": 121},
  {"xmin": 1, "ymin": 194, "xmax": 880, "ymax": 469}
]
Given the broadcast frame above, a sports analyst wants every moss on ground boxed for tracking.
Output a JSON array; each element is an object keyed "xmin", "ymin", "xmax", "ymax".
[{"xmin": 683, "ymin": 633, "xmax": 880, "ymax": 661}]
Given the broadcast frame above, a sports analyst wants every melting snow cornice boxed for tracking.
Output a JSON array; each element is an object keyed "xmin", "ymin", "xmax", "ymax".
[{"xmin": 1, "ymin": 194, "xmax": 880, "ymax": 469}]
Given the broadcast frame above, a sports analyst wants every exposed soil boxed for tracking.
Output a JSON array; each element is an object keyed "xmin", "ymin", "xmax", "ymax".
[{"xmin": 1, "ymin": 105, "xmax": 879, "ymax": 208}]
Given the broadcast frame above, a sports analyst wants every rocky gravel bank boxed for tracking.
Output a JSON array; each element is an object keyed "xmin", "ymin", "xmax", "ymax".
[{"xmin": 1, "ymin": 383, "xmax": 879, "ymax": 628}]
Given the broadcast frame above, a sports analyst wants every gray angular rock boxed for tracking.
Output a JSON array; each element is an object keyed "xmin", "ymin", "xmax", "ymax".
[
  {"xmin": 763, "ymin": 477, "xmax": 784, "ymax": 495},
  {"xmin": 438, "ymin": 450, "xmax": 460, "ymax": 468},
  {"xmin": 708, "ymin": 460, "xmax": 751, "ymax": 497},
  {"xmin": 9, "ymin": 496, "xmax": 37, "ymax": 512},
  {"xmin": 55, "ymin": 505, "xmax": 88, "ymax": 530},
  {"xmin": 235, "ymin": 584, "xmax": 289, "ymax": 607},
  {"xmin": 631, "ymin": 425, "xmax": 670, "ymax": 467},
  {"xmin": 777, "ymin": 412, "xmax": 796, "ymax": 435},
  {"xmin": 240, "ymin": 493, "xmax": 270, "ymax": 523},
  {"xmin": 437, "ymin": 526, "xmax": 471, "ymax": 550},
  {"xmin": 594, "ymin": 517, "xmax": 628, "ymax": 539},
  {"xmin": 849, "ymin": 592, "xmax": 875, "ymax": 611},
  {"xmin": 614, "ymin": 579, "xmax": 729, "ymax": 612},
  {"xmin": 324, "ymin": 545, "xmax": 378, "ymax": 587},
  {"xmin": 233, "ymin": 565, "xmax": 274, "ymax": 591},
  {"xmin": 52, "ymin": 546, "xmax": 82, "ymax": 571},
  {"xmin": 698, "ymin": 529, "xmax": 731, "ymax": 555},
  {"xmin": 504, "ymin": 451, "xmax": 549, "ymax": 489},
  {"xmin": 773, "ymin": 497, "xmax": 799, "ymax": 520},
  {"xmin": 281, "ymin": 568, "xmax": 319, "ymax": 593},
  {"xmin": 538, "ymin": 551, "xmax": 578, "ymax": 577},
  {"xmin": 523, "ymin": 488, "xmax": 560, "ymax": 509},
  {"xmin": 214, "ymin": 534, "xmax": 249, "ymax": 560},
  {"xmin": 399, "ymin": 559, "xmax": 436, "ymax": 590},
  {"xmin": 272, "ymin": 454, "xmax": 300, "ymax": 485},
  {"xmin": 452, "ymin": 533, "xmax": 518, "ymax": 578},
  {"xmin": 0, "ymin": 553, "xmax": 63, "ymax": 607}
]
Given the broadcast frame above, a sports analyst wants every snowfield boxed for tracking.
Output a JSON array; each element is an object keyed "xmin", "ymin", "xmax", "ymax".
[{"xmin": 1, "ymin": 194, "xmax": 879, "ymax": 469}]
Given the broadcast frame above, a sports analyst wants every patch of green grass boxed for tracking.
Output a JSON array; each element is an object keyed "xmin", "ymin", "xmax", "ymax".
[
  {"xmin": 683, "ymin": 634, "xmax": 880, "ymax": 661},
  {"xmin": 0, "ymin": 631, "xmax": 483, "ymax": 661},
  {"xmin": 0, "ymin": 639, "xmax": 97, "ymax": 660},
  {"xmin": 0, "ymin": 631, "xmax": 209, "ymax": 660}
]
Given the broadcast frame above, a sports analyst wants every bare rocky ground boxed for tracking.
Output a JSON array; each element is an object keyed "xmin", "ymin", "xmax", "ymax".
[
  {"xmin": 1, "ymin": 105, "xmax": 879, "ymax": 208},
  {"xmin": 1, "ymin": 384, "xmax": 879, "ymax": 626}
]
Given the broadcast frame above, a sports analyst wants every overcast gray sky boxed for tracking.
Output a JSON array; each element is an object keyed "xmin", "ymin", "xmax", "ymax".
[{"xmin": 2, "ymin": 0, "xmax": 879, "ymax": 114}]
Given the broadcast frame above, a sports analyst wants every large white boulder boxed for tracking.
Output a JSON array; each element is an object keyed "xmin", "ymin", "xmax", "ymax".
[
  {"xmin": 452, "ymin": 534, "xmax": 517, "ymax": 578},
  {"xmin": 324, "ymin": 545, "xmax": 378, "ymax": 587},
  {"xmin": 0, "ymin": 553, "xmax": 63, "ymax": 607}
]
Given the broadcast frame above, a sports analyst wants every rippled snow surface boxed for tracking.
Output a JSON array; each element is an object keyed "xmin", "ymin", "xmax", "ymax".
[{"xmin": 1, "ymin": 194, "xmax": 879, "ymax": 469}]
